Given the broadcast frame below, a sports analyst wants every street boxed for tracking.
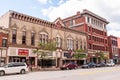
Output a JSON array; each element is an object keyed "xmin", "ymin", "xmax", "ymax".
[{"xmin": 0, "ymin": 66, "xmax": 120, "ymax": 80}]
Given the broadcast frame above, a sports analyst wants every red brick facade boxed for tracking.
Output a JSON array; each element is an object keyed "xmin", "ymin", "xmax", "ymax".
[
  {"xmin": 62, "ymin": 9, "xmax": 109, "ymax": 63},
  {"xmin": 108, "ymin": 35, "xmax": 119, "ymax": 64},
  {"xmin": 0, "ymin": 30, "xmax": 8, "ymax": 47}
]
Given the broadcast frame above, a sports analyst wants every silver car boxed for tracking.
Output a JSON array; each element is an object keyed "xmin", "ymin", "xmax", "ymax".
[{"xmin": 0, "ymin": 62, "xmax": 29, "ymax": 76}]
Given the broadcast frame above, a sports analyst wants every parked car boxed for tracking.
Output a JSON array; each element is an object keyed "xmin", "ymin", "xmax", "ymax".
[
  {"xmin": 0, "ymin": 62, "xmax": 29, "ymax": 76},
  {"xmin": 60, "ymin": 62, "xmax": 78, "ymax": 70},
  {"xmin": 81, "ymin": 62, "xmax": 96, "ymax": 68},
  {"xmin": 106, "ymin": 62, "xmax": 115, "ymax": 67},
  {"xmin": 96, "ymin": 62, "xmax": 106, "ymax": 67}
]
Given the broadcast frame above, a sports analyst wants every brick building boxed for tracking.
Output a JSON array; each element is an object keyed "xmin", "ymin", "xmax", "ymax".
[
  {"xmin": 63, "ymin": 9, "xmax": 109, "ymax": 63},
  {"xmin": 0, "ymin": 27, "xmax": 8, "ymax": 66},
  {"xmin": 108, "ymin": 35, "xmax": 119, "ymax": 64},
  {"xmin": 0, "ymin": 10, "xmax": 87, "ymax": 67}
]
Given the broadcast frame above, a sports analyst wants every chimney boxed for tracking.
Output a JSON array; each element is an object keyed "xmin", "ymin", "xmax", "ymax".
[{"xmin": 76, "ymin": 11, "xmax": 80, "ymax": 15}]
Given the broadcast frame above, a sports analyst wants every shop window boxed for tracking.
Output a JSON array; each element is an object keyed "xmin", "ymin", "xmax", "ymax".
[{"xmin": 12, "ymin": 29, "xmax": 17, "ymax": 43}]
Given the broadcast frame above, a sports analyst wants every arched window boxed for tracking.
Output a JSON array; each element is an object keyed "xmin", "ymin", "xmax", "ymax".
[
  {"xmin": 12, "ymin": 29, "xmax": 17, "ymax": 44},
  {"xmin": 84, "ymin": 41, "xmax": 86, "ymax": 50},
  {"xmin": 56, "ymin": 35, "xmax": 62, "ymax": 48},
  {"xmin": 76, "ymin": 40, "xmax": 78, "ymax": 50},
  {"xmin": 31, "ymin": 31, "xmax": 35, "ymax": 45},
  {"xmin": 80, "ymin": 39, "xmax": 82, "ymax": 49},
  {"xmin": 22, "ymin": 30, "xmax": 26, "ymax": 44},
  {"xmin": 67, "ymin": 38, "xmax": 73, "ymax": 50},
  {"xmin": 39, "ymin": 32, "xmax": 48, "ymax": 44}
]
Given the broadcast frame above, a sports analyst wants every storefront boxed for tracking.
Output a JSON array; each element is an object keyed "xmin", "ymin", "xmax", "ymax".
[
  {"xmin": 0, "ymin": 48, "xmax": 7, "ymax": 66},
  {"xmin": 7, "ymin": 47, "xmax": 37, "ymax": 67}
]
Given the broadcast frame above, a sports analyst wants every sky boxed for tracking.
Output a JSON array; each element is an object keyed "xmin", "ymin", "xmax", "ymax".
[{"xmin": 0, "ymin": 0, "xmax": 120, "ymax": 37}]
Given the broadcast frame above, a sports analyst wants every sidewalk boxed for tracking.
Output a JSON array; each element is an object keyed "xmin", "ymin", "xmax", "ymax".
[{"xmin": 32, "ymin": 67, "xmax": 60, "ymax": 72}]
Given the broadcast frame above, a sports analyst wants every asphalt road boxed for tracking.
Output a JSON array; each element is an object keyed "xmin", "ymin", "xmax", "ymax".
[{"xmin": 0, "ymin": 66, "xmax": 120, "ymax": 80}]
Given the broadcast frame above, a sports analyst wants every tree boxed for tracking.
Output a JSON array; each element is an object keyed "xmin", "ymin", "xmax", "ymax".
[
  {"xmin": 96, "ymin": 52, "xmax": 105, "ymax": 61},
  {"xmin": 73, "ymin": 49, "xmax": 87, "ymax": 59},
  {"xmin": 33, "ymin": 42, "xmax": 57, "ymax": 68}
]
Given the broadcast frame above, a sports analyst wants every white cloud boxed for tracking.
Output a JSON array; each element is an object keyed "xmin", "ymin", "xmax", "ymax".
[
  {"xmin": 41, "ymin": 0, "xmax": 120, "ymax": 37},
  {"xmin": 108, "ymin": 30, "xmax": 120, "ymax": 37},
  {"xmin": 58, "ymin": 0, "xmax": 64, "ymax": 5},
  {"xmin": 37, "ymin": 0, "xmax": 53, "ymax": 4}
]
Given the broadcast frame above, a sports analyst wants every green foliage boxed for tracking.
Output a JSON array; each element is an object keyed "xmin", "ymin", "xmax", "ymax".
[
  {"xmin": 38, "ymin": 42, "xmax": 57, "ymax": 51},
  {"xmin": 96, "ymin": 52, "xmax": 105, "ymax": 60},
  {"xmin": 73, "ymin": 53, "xmax": 87, "ymax": 59},
  {"xmin": 76, "ymin": 49, "xmax": 84, "ymax": 53},
  {"xmin": 73, "ymin": 48, "xmax": 87, "ymax": 59},
  {"xmin": 33, "ymin": 42, "xmax": 57, "ymax": 58}
]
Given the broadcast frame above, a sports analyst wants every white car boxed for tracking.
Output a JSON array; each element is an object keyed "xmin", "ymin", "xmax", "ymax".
[
  {"xmin": 0, "ymin": 62, "xmax": 29, "ymax": 76},
  {"xmin": 106, "ymin": 62, "xmax": 115, "ymax": 67}
]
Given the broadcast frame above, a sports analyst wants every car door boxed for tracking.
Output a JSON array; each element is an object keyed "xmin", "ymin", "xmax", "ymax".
[
  {"xmin": 12, "ymin": 63, "xmax": 21, "ymax": 73},
  {"xmin": 5, "ymin": 63, "xmax": 16, "ymax": 74}
]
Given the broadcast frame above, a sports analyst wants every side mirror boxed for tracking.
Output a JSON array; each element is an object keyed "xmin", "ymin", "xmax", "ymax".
[{"xmin": 4, "ymin": 65, "xmax": 8, "ymax": 68}]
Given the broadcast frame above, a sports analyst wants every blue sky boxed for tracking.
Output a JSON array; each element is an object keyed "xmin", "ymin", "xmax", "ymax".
[
  {"xmin": 0, "ymin": 0, "xmax": 65, "ymax": 20},
  {"xmin": 0, "ymin": 0, "xmax": 120, "ymax": 37}
]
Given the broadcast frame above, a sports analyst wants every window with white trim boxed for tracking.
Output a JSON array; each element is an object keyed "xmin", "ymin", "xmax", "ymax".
[
  {"xmin": 56, "ymin": 35, "xmax": 62, "ymax": 48},
  {"xmin": 12, "ymin": 29, "xmax": 17, "ymax": 43},
  {"xmin": 67, "ymin": 38, "xmax": 73, "ymax": 50},
  {"xmin": 22, "ymin": 31, "xmax": 26, "ymax": 44},
  {"xmin": 39, "ymin": 32, "xmax": 48, "ymax": 44},
  {"xmin": 31, "ymin": 32, "xmax": 35, "ymax": 45}
]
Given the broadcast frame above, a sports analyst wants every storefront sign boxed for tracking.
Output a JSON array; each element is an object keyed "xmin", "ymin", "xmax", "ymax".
[{"xmin": 18, "ymin": 49, "xmax": 29, "ymax": 56}]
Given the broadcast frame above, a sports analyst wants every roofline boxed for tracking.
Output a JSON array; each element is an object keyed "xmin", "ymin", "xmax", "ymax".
[
  {"xmin": 62, "ymin": 9, "xmax": 109, "ymax": 24},
  {"xmin": 8, "ymin": 10, "xmax": 54, "ymax": 25}
]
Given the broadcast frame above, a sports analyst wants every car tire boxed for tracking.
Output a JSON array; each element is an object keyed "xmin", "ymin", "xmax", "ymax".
[
  {"xmin": 20, "ymin": 69, "xmax": 26, "ymax": 74},
  {"xmin": 0, "ymin": 71, "xmax": 5, "ymax": 76},
  {"xmin": 74, "ymin": 67, "xmax": 77, "ymax": 69},
  {"xmin": 66, "ymin": 67, "xmax": 69, "ymax": 70}
]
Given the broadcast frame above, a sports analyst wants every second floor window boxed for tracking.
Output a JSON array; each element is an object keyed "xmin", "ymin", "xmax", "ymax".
[
  {"xmin": 31, "ymin": 32, "xmax": 35, "ymax": 45},
  {"xmin": 56, "ymin": 36, "xmax": 62, "ymax": 48},
  {"xmin": 67, "ymin": 38, "xmax": 73, "ymax": 50},
  {"xmin": 76, "ymin": 41, "xmax": 78, "ymax": 50},
  {"xmin": 22, "ymin": 31, "xmax": 26, "ymax": 44},
  {"xmin": 40, "ymin": 32, "xmax": 48, "ymax": 44},
  {"xmin": 12, "ymin": 29, "xmax": 17, "ymax": 43},
  {"xmin": 2, "ymin": 39, "xmax": 7, "ymax": 47}
]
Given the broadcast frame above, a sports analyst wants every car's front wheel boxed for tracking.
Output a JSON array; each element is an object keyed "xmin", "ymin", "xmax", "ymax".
[
  {"xmin": 20, "ymin": 69, "xmax": 26, "ymax": 74},
  {"xmin": 0, "ymin": 71, "xmax": 5, "ymax": 76}
]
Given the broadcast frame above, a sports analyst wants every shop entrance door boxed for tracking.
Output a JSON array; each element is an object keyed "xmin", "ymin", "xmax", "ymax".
[{"xmin": 12, "ymin": 58, "xmax": 20, "ymax": 62}]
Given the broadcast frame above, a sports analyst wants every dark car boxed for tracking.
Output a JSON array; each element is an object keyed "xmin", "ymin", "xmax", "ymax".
[
  {"xmin": 96, "ymin": 62, "xmax": 106, "ymax": 67},
  {"xmin": 60, "ymin": 62, "xmax": 78, "ymax": 70},
  {"xmin": 81, "ymin": 62, "xmax": 96, "ymax": 68}
]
